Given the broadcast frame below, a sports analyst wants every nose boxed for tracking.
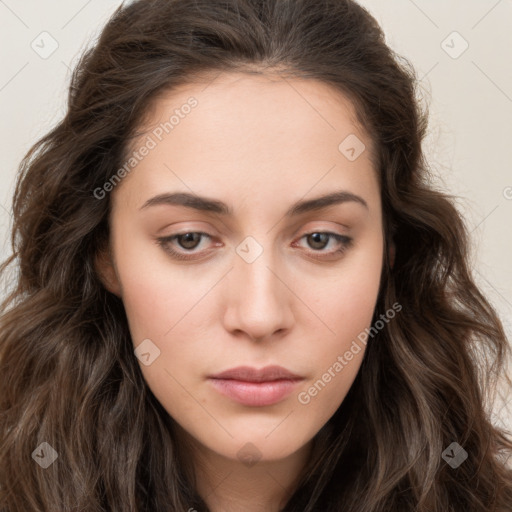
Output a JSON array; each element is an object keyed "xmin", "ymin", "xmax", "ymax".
[{"xmin": 222, "ymin": 244, "xmax": 294, "ymax": 342}]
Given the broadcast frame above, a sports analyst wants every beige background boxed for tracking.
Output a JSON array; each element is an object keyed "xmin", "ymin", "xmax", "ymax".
[{"xmin": 0, "ymin": 1, "xmax": 511, "ymax": 429}]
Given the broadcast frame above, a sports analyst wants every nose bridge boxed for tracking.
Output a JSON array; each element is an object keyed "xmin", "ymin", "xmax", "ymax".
[
  {"xmin": 224, "ymin": 234, "xmax": 292, "ymax": 339},
  {"xmin": 236, "ymin": 236, "xmax": 283, "ymax": 310}
]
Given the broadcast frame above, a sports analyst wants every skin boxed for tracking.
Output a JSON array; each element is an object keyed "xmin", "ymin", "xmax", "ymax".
[{"xmin": 97, "ymin": 71, "xmax": 385, "ymax": 512}]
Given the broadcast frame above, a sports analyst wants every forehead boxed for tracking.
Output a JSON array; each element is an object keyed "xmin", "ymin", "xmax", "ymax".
[
  {"xmin": 114, "ymin": 71, "xmax": 380, "ymax": 217},
  {"xmin": 135, "ymin": 70, "xmax": 372, "ymax": 152}
]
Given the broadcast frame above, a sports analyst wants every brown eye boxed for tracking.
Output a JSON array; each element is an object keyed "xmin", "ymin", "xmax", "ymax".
[
  {"xmin": 294, "ymin": 231, "xmax": 353, "ymax": 259},
  {"xmin": 156, "ymin": 232, "xmax": 214, "ymax": 261},
  {"xmin": 306, "ymin": 232, "xmax": 330, "ymax": 250},
  {"xmin": 175, "ymin": 232, "xmax": 202, "ymax": 250}
]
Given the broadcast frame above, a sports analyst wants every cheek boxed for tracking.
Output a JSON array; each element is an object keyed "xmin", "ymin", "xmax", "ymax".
[
  {"xmin": 293, "ymin": 285, "xmax": 380, "ymax": 431},
  {"xmin": 112, "ymin": 228, "xmax": 202, "ymax": 341},
  {"xmin": 319, "ymin": 235, "xmax": 383, "ymax": 346},
  {"xmin": 298, "ymin": 235, "xmax": 382, "ymax": 402}
]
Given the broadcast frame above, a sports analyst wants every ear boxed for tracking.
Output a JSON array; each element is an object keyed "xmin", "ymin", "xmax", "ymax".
[{"xmin": 95, "ymin": 245, "xmax": 122, "ymax": 297}]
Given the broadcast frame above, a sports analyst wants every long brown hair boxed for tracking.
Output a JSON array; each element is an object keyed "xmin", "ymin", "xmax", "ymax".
[{"xmin": 1, "ymin": 0, "xmax": 511, "ymax": 510}]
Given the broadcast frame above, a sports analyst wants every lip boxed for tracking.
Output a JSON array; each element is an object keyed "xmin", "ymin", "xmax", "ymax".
[
  {"xmin": 208, "ymin": 365, "xmax": 304, "ymax": 407},
  {"xmin": 209, "ymin": 365, "xmax": 302, "ymax": 382}
]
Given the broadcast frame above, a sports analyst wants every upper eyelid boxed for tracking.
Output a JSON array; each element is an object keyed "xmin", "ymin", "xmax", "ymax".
[
  {"xmin": 159, "ymin": 220, "xmax": 351, "ymax": 238},
  {"xmin": 160, "ymin": 228, "xmax": 348, "ymax": 239}
]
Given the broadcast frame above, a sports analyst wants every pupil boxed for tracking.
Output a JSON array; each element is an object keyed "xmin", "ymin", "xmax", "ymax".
[
  {"xmin": 180, "ymin": 233, "xmax": 200, "ymax": 249},
  {"xmin": 309, "ymin": 233, "xmax": 327, "ymax": 249}
]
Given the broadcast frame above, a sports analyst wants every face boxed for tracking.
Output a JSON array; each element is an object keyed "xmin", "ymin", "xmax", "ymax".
[{"xmin": 100, "ymin": 71, "xmax": 384, "ymax": 465}]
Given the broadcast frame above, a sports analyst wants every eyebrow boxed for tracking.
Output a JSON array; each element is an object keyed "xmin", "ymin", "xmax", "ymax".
[{"xmin": 140, "ymin": 190, "xmax": 368, "ymax": 216}]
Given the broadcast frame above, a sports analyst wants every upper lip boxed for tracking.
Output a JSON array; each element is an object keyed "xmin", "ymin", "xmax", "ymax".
[{"xmin": 209, "ymin": 365, "xmax": 303, "ymax": 382}]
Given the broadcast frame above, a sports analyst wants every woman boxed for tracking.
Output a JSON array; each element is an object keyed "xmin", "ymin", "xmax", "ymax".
[{"xmin": 1, "ymin": 0, "xmax": 511, "ymax": 510}]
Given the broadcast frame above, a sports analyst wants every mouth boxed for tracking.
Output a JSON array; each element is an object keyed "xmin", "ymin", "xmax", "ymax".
[{"xmin": 208, "ymin": 365, "xmax": 304, "ymax": 407}]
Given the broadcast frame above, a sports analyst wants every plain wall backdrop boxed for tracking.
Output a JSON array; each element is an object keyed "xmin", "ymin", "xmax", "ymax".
[{"xmin": 1, "ymin": 0, "xmax": 511, "ymax": 428}]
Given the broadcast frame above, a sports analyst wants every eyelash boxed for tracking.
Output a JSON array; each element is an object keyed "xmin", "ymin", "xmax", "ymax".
[{"xmin": 156, "ymin": 231, "xmax": 353, "ymax": 262}]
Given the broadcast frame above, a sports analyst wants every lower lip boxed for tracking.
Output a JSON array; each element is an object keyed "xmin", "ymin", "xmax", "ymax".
[{"xmin": 208, "ymin": 378, "xmax": 302, "ymax": 406}]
